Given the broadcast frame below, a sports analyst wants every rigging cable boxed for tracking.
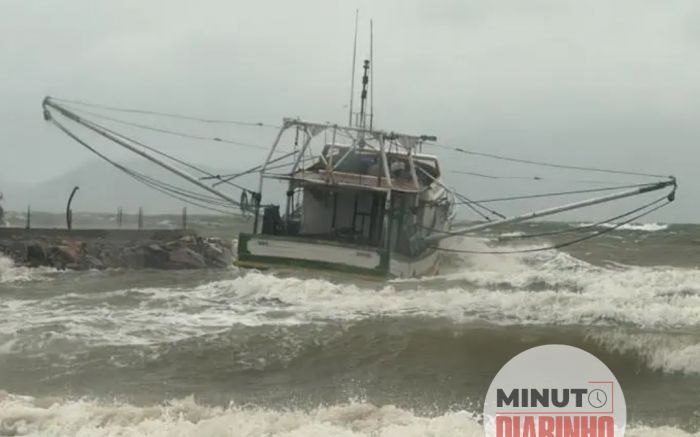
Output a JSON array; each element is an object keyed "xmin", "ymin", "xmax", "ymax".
[
  {"xmin": 459, "ymin": 183, "xmax": 654, "ymax": 204},
  {"xmin": 78, "ymin": 116, "xmax": 254, "ymax": 194},
  {"xmin": 450, "ymin": 170, "xmax": 628, "ymax": 185},
  {"xmin": 46, "ymin": 116, "xmax": 239, "ymax": 215},
  {"xmin": 210, "ymin": 159, "xmax": 298, "ymax": 187},
  {"xmin": 426, "ymin": 142, "xmax": 670, "ymax": 179},
  {"xmin": 415, "ymin": 166, "xmax": 503, "ymax": 221},
  {"xmin": 64, "ymin": 105, "xmax": 272, "ymax": 151},
  {"xmin": 204, "ymin": 150, "xmax": 298, "ymax": 187},
  {"xmin": 52, "ymin": 97, "xmax": 281, "ymax": 129}
]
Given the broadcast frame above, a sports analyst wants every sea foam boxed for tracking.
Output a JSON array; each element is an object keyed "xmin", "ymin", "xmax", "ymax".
[
  {"xmin": 574, "ymin": 222, "xmax": 669, "ymax": 232},
  {"xmin": 1, "ymin": 244, "xmax": 699, "ymax": 350},
  {"xmin": 1, "ymin": 240, "xmax": 699, "ymax": 375},
  {"xmin": 0, "ymin": 393, "xmax": 695, "ymax": 437},
  {"xmin": 0, "ymin": 255, "xmax": 55, "ymax": 283}
]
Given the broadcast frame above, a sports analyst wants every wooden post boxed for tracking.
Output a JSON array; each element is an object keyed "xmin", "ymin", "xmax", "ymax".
[{"xmin": 66, "ymin": 186, "xmax": 79, "ymax": 231}]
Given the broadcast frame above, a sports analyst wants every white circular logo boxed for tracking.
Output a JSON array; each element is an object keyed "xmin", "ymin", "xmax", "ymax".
[{"xmin": 484, "ymin": 345, "xmax": 626, "ymax": 437}]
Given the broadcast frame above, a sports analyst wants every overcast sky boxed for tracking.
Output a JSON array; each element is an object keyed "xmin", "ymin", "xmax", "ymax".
[{"xmin": 1, "ymin": 0, "xmax": 699, "ymax": 222}]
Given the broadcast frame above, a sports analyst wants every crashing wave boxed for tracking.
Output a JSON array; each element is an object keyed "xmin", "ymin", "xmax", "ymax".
[
  {"xmin": 574, "ymin": 222, "xmax": 669, "ymax": 232},
  {"xmin": 2, "ymin": 242, "xmax": 699, "ymax": 355},
  {"xmin": 0, "ymin": 256, "xmax": 56, "ymax": 283},
  {"xmin": 0, "ymin": 394, "xmax": 695, "ymax": 437},
  {"xmin": 587, "ymin": 331, "xmax": 700, "ymax": 375}
]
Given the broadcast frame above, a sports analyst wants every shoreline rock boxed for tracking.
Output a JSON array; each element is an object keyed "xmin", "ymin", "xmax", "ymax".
[{"xmin": 0, "ymin": 230, "xmax": 233, "ymax": 270}]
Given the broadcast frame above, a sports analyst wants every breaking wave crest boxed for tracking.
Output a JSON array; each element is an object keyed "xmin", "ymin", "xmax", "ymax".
[
  {"xmin": 0, "ymin": 394, "xmax": 481, "ymax": 437},
  {"xmin": 0, "ymin": 256, "xmax": 55, "ymax": 283},
  {"xmin": 0, "ymin": 393, "xmax": 696, "ymax": 437},
  {"xmin": 574, "ymin": 222, "xmax": 669, "ymax": 232},
  {"xmin": 587, "ymin": 330, "xmax": 700, "ymax": 375}
]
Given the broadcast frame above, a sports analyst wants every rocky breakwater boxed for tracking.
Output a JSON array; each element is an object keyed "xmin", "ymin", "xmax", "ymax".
[{"xmin": 0, "ymin": 228, "xmax": 233, "ymax": 270}]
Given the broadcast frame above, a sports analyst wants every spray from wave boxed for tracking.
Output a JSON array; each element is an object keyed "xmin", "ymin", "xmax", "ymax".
[
  {"xmin": 0, "ymin": 256, "xmax": 56, "ymax": 283},
  {"xmin": 0, "ymin": 394, "xmax": 481, "ymax": 437},
  {"xmin": 587, "ymin": 330, "xmax": 700, "ymax": 375},
  {"xmin": 0, "ymin": 393, "xmax": 696, "ymax": 437}
]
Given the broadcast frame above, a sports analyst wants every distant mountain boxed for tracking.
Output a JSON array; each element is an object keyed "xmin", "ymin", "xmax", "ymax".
[{"xmin": 2, "ymin": 158, "xmax": 259, "ymax": 214}]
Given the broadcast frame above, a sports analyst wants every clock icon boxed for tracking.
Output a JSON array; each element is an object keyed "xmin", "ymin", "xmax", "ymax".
[{"xmin": 587, "ymin": 389, "xmax": 608, "ymax": 408}]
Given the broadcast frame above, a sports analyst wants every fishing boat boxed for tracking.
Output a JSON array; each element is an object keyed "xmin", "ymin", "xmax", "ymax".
[
  {"xmin": 235, "ymin": 118, "xmax": 454, "ymax": 278},
  {"xmin": 227, "ymin": 55, "xmax": 455, "ymax": 278}
]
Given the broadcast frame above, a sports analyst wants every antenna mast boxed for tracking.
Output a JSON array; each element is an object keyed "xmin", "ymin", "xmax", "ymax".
[
  {"xmin": 369, "ymin": 19, "xmax": 374, "ymax": 131},
  {"xmin": 348, "ymin": 10, "xmax": 359, "ymax": 126},
  {"xmin": 359, "ymin": 60, "xmax": 370, "ymax": 130}
]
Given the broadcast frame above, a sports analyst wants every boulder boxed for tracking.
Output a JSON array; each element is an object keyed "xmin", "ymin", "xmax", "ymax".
[
  {"xmin": 143, "ymin": 244, "xmax": 170, "ymax": 269},
  {"xmin": 48, "ymin": 243, "xmax": 82, "ymax": 269},
  {"xmin": 201, "ymin": 238, "xmax": 233, "ymax": 268},
  {"xmin": 168, "ymin": 247, "xmax": 206, "ymax": 269},
  {"xmin": 1, "ymin": 231, "xmax": 231, "ymax": 271},
  {"xmin": 25, "ymin": 241, "xmax": 48, "ymax": 266},
  {"xmin": 81, "ymin": 255, "xmax": 105, "ymax": 270},
  {"xmin": 120, "ymin": 247, "xmax": 146, "ymax": 269}
]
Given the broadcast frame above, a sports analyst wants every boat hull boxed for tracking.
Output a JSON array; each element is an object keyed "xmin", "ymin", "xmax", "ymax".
[{"xmin": 236, "ymin": 233, "xmax": 440, "ymax": 279}]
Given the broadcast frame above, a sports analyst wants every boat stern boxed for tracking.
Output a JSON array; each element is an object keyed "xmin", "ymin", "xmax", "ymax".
[{"xmin": 236, "ymin": 233, "xmax": 391, "ymax": 278}]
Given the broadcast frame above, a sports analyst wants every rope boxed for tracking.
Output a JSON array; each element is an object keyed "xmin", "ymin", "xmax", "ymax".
[
  {"xmin": 53, "ymin": 97, "xmax": 280, "ymax": 129},
  {"xmin": 79, "ymin": 117, "xmax": 253, "ymax": 194},
  {"xmin": 426, "ymin": 143, "xmax": 670, "ymax": 179},
  {"xmin": 452, "ymin": 170, "xmax": 540, "ymax": 180},
  {"xmin": 431, "ymin": 196, "xmax": 671, "ymax": 255},
  {"xmin": 460, "ymin": 183, "xmax": 654, "ymax": 204},
  {"xmin": 453, "ymin": 191, "xmax": 505, "ymax": 220},
  {"xmin": 65, "ymin": 105, "xmax": 271, "ymax": 151},
  {"xmin": 206, "ymin": 150, "xmax": 298, "ymax": 187},
  {"xmin": 415, "ymin": 166, "xmax": 503, "ymax": 221},
  {"xmin": 450, "ymin": 170, "xmax": 627, "ymax": 185}
]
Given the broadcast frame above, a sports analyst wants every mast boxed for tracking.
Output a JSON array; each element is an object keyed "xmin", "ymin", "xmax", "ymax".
[
  {"xmin": 358, "ymin": 60, "xmax": 370, "ymax": 129},
  {"xmin": 369, "ymin": 19, "xmax": 374, "ymax": 131},
  {"xmin": 348, "ymin": 10, "xmax": 359, "ymax": 126}
]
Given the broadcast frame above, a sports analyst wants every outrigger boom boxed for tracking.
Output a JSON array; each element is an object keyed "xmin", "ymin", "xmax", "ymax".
[
  {"xmin": 42, "ymin": 97, "xmax": 245, "ymax": 210},
  {"xmin": 430, "ymin": 178, "xmax": 677, "ymax": 242}
]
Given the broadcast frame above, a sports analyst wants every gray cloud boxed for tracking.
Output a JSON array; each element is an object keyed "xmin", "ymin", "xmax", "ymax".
[{"xmin": 1, "ymin": 0, "xmax": 697, "ymax": 222}]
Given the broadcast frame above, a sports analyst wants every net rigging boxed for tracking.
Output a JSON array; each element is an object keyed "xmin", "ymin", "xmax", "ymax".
[{"xmin": 42, "ymin": 97, "xmax": 277, "ymax": 215}]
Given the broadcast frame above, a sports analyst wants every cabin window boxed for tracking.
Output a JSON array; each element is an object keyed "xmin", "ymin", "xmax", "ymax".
[{"xmin": 300, "ymin": 187, "xmax": 384, "ymax": 247}]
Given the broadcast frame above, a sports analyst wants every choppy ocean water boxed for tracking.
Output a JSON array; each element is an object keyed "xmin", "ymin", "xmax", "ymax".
[{"xmin": 0, "ymin": 214, "xmax": 698, "ymax": 436}]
